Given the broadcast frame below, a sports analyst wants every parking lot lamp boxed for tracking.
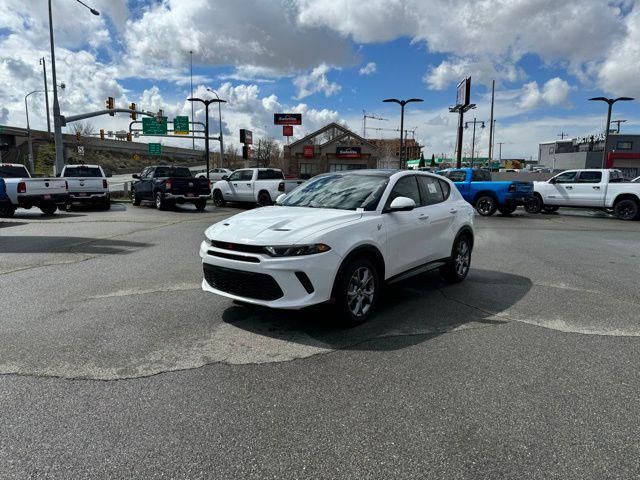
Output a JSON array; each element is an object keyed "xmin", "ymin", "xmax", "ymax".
[
  {"xmin": 383, "ymin": 98, "xmax": 423, "ymax": 169},
  {"xmin": 206, "ymin": 88, "xmax": 226, "ymax": 168},
  {"xmin": 588, "ymin": 97, "xmax": 634, "ymax": 168},
  {"xmin": 188, "ymin": 97, "xmax": 226, "ymax": 181}
]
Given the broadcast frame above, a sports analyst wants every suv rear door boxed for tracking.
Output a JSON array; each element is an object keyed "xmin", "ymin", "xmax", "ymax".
[
  {"xmin": 417, "ymin": 175, "xmax": 455, "ymax": 260},
  {"xmin": 232, "ymin": 170, "xmax": 255, "ymax": 200}
]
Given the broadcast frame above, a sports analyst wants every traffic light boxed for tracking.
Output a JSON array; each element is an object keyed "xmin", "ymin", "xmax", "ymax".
[
  {"xmin": 129, "ymin": 103, "xmax": 137, "ymax": 120},
  {"xmin": 126, "ymin": 132, "xmax": 132, "ymax": 142},
  {"xmin": 100, "ymin": 129, "xmax": 105, "ymax": 140},
  {"xmin": 106, "ymin": 96, "xmax": 115, "ymax": 116},
  {"xmin": 76, "ymin": 131, "xmax": 81, "ymax": 141}
]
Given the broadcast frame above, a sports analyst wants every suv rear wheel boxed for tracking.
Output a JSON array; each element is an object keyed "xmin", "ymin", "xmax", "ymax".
[
  {"xmin": 258, "ymin": 191, "xmax": 272, "ymax": 207},
  {"xmin": 213, "ymin": 190, "xmax": 226, "ymax": 207},
  {"xmin": 336, "ymin": 258, "xmax": 380, "ymax": 327},
  {"xmin": 614, "ymin": 198, "xmax": 639, "ymax": 221},
  {"xmin": 475, "ymin": 195, "xmax": 497, "ymax": 216},
  {"xmin": 40, "ymin": 203, "xmax": 57, "ymax": 216},
  {"xmin": 154, "ymin": 191, "xmax": 167, "ymax": 210},
  {"xmin": 524, "ymin": 195, "xmax": 543, "ymax": 214}
]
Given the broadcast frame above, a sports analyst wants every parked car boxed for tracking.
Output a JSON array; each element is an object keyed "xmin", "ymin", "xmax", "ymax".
[
  {"xmin": 0, "ymin": 163, "xmax": 68, "ymax": 217},
  {"xmin": 59, "ymin": 164, "xmax": 110, "ymax": 209},
  {"xmin": 211, "ymin": 168, "xmax": 305, "ymax": 207},
  {"xmin": 196, "ymin": 168, "xmax": 233, "ymax": 181},
  {"xmin": 131, "ymin": 165, "xmax": 211, "ymax": 210},
  {"xmin": 200, "ymin": 170, "xmax": 475, "ymax": 325},
  {"xmin": 526, "ymin": 169, "xmax": 640, "ymax": 220},
  {"xmin": 437, "ymin": 167, "xmax": 534, "ymax": 216}
]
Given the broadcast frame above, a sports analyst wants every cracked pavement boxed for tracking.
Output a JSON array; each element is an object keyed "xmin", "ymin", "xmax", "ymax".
[{"xmin": 1, "ymin": 204, "xmax": 640, "ymax": 478}]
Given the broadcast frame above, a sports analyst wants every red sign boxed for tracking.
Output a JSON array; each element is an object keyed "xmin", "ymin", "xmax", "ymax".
[
  {"xmin": 283, "ymin": 125, "xmax": 293, "ymax": 136},
  {"xmin": 336, "ymin": 146, "xmax": 361, "ymax": 158},
  {"xmin": 303, "ymin": 145, "xmax": 314, "ymax": 158}
]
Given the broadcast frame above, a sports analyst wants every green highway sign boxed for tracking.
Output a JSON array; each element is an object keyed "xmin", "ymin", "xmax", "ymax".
[
  {"xmin": 173, "ymin": 116, "xmax": 189, "ymax": 135},
  {"xmin": 142, "ymin": 116, "xmax": 168, "ymax": 135},
  {"xmin": 148, "ymin": 143, "xmax": 162, "ymax": 156}
]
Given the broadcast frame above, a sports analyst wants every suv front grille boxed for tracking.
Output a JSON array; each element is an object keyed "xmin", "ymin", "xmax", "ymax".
[
  {"xmin": 203, "ymin": 264, "xmax": 283, "ymax": 301},
  {"xmin": 210, "ymin": 241, "xmax": 265, "ymax": 254}
]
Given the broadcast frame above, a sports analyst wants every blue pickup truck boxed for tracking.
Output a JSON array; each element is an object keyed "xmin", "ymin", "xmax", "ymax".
[{"xmin": 438, "ymin": 168, "xmax": 534, "ymax": 216}]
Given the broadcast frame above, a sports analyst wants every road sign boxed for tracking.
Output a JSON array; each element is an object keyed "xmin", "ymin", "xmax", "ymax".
[
  {"xmin": 173, "ymin": 116, "xmax": 189, "ymax": 135},
  {"xmin": 77, "ymin": 146, "xmax": 85, "ymax": 156},
  {"xmin": 143, "ymin": 117, "xmax": 168, "ymax": 135},
  {"xmin": 133, "ymin": 154, "xmax": 140, "ymax": 161},
  {"xmin": 148, "ymin": 143, "xmax": 162, "ymax": 156}
]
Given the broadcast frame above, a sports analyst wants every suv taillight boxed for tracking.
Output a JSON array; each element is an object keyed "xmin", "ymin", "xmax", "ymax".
[
  {"xmin": 278, "ymin": 181, "xmax": 285, "ymax": 192},
  {"xmin": 165, "ymin": 179, "xmax": 172, "ymax": 190},
  {"xmin": 103, "ymin": 179, "xmax": 108, "ymax": 189},
  {"xmin": 17, "ymin": 181, "xmax": 26, "ymax": 193},
  {"xmin": 208, "ymin": 180, "xmax": 212, "ymax": 189}
]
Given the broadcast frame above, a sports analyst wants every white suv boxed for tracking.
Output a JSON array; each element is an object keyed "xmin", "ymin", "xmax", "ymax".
[{"xmin": 200, "ymin": 170, "xmax": 475, "ymax": 325}]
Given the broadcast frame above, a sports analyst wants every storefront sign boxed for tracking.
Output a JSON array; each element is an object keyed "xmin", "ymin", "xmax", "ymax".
[
  {"xmin": 274, "ymin": 113, "xmax": 302, "ymax": 125},
  {"xmin": 283, "ymin": 125, "xmax": 293, "ymax": 136},
  {"xmin": 336, "ymin": 146, "xmax": 361, "ymax": 158},
  {"xmin": 303, "ymin": 145, "xmax": 314, "ymax": 158},
  {"xmin": 240, "ymin": 129, "xmax": 253, "ymax": 145}
]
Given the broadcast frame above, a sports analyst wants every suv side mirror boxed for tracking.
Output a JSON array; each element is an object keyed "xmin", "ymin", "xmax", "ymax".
[
  {"xmin": 388, "ymin": 196, "xmax": 416, "ymax": 212},
  {"xmin": 132, "ymin": 174, "xmax": 140, "ymax": 179},
  {"xmin": 221, "ymin": 175, "xmax": 228, "ymax": 181},
  {"xmin": 549, "ymin": 178, "xmax": 556, "ymax": 184}
]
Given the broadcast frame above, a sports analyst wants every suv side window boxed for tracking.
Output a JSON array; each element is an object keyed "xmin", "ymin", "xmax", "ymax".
[
  {"xmin": 385, "ymin": 176, "xmax": 421, "ymax": 209},
  {"xmin": 438, "ymin": 179, "xmax": 451, "ymax": 201},
  {"xmin": 472, "ymin": 169, "xmax": 491, "ymax": 181},
  {"xmin": 443, "ymin": 170, "xmax": 467, "ymax": 182},
  {"xmin": 417, "ymin": 176, "xmax": 445, "ymax": 205},
  {"xmin": 240, "ymin": 170, "xmax": 254, "ymax": 181},
  {"xmin": 576, "ymin": 171, "xmax": 602, "ymax": 183},
  {"xmin": 553, "ymin": 171, "xmax": 577, "ymax": 184},
  {"xmin": 257, "ymin": 170, "xmax": 282, "ymax": 180},
  {"xmin": 142, "ymin": 167, "xmax": 154, "ymax": 179}
]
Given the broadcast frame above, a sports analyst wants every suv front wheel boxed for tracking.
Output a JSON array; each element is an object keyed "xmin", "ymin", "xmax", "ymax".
[
  {"xmin": 336, "ymin": 258, "xmax": 380, "ymax": 327},
  {"xmin": 440, "ymin": 235, "xmax": 472, "ymax": 283}
]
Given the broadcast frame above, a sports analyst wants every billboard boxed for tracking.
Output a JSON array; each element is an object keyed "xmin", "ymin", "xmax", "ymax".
[
  {"xmin": 303, "ymin": 145, "xmax": 314, "ymax": 158},
  {"xmin": 242, "ymin": 145, "xmax": 253, "ymax": 159},
  {"xmin": 336, "ymin": 146, "xmax": 361, "ymax": 158},
  {"xmin": 456, "ymin": 77, "xmax": 471, "ymax": 107},
  {"xmin": 274, "ymin": 113, "xmax": 302, "ymax": 125},
  {"xmin": 282, "ymin": 125, "xmax": 293, "ymax": 136},
  {"xmin": 240, "ymin": 129, "xmax": 253, "ymax": 145}
]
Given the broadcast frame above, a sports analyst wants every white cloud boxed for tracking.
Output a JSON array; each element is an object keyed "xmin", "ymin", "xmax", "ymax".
[
  {"xmin": 359, "ymin": 62, "xmax": 377, "ymax": 75},
  {"xmin": 293, "ymin": 64, "xmax": 341, "ymax": 99},
  {"xmin": 517, "ymin": 78, "xmax": 573, "ymax": 110},
  {"xmin": 424, "ymin": 57, "xmax": 524, "ymax": 90}
]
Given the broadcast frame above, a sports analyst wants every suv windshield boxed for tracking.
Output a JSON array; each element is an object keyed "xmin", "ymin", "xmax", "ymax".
[
  {"xmin": 64, "ymin": 167, "xmax": 103, "ymax": 177},
  {"xmin": 282, "ymin": 174, "xmax": 389, "ymax": 211},
  {"xmin": 155, "ymin": 167, "xmax": 192, "ymax": 178}
]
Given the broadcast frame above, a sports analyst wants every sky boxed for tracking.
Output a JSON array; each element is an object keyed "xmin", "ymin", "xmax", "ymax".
[{"xmin": 1, "ymin": 0, "xmax": 639, "ymax": 160}]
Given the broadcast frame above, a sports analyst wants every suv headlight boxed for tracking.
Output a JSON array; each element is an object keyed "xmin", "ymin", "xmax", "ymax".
[{"xmin": 264, "ymin": 243, "xmax": 331, "ymax": 257}]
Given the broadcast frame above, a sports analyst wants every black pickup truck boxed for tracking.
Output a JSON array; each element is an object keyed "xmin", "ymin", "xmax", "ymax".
[{"xmin": 131, "ymin": 166, "xmax": 211, "ymax": 210}]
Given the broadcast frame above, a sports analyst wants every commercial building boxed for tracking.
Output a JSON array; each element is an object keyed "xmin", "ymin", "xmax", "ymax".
[
  {"xmin": 538, "ymin": 133, "xmax": 640, "ymax": 179},
  {"xmin": 284, "ymin": 123, "xmax": 380, "ymax": 177},
  {"xmin": 367, "ymin": 138, "xmax": 422, "ymax": 168}
]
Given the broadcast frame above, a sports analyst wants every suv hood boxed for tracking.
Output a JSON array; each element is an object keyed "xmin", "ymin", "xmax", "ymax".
[{"xmin": 205, "ymin": 206, "xmax": 362, "ymax": 245}]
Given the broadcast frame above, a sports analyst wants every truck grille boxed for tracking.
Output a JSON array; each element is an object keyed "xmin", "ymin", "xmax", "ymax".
[{"xmin": 203, "ymin": 264, "xmax": 283, "ymax": 301}]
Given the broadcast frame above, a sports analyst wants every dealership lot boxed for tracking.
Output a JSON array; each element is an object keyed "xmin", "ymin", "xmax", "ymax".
[{"xmin": 1, "ymin": 203, "xmax": 640, "ymax": 478}]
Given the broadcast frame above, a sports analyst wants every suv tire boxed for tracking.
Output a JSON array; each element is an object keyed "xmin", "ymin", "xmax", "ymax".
[
  {"xmin": 336, "ymin": 258, "xmax": 380, "ymax": 327},
  {"xmin": 440, "ymin": 234, "xmax": 472, "ymax": 283},
  {"xmin": 475, "ymin": 195, "xmax": 497, "ymax": 216},
  {"xmin": 614, "ymin": 198, "xmax": 639, "ymax": 221},
  {"xmin": 213, "ymin": 190, "xmax": 226, "ymax": 207}
]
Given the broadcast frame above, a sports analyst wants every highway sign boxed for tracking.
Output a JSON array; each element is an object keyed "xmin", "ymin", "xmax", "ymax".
[
  {"xmin": 148, "ymin": 143, "xmax": 162, "ymax": 156},
  {"xmin": 173, "ymin": 116, "xmax": 189, "ymax": 135},
  {"xmin": 143, "ymin": 117, "xmax": 168, "ymax": 135}
]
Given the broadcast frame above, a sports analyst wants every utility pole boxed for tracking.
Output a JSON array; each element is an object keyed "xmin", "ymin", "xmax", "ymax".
[
  {"xmin": 40, "ymin": 57, "xmax": 51, "ymax": 137},
  {"xmin": 488, "ymin": 79, "xmax": 495, "ymax": 160},
  {"xmin": 610, "ymin": 119, "xmax": 626, "ymax": 133},
  {"xmin": 190, "ymin": 50, "xmax": 195, "ymax": 151},
  {"xmin": 362, "ymin": 110, "xmax": 387, "ymax": 138},
  {"xmin": 497, "ymin": 142, "xmax": 505, "ymax": 162},
  {"xmin": 557, "ymin": 132, "xmax": 569, "ymax": 140}
]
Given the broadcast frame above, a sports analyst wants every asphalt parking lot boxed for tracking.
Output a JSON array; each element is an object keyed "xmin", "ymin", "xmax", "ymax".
[{"xmin": 1, "ymin": 203, "xmax": 639, "ymax": 479}]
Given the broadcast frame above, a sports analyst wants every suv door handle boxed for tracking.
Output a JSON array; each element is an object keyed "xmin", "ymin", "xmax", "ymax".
[
  {"xmin": 565, "ymin": 186, "xmax": 573, "ymax": 189},
  {"xmin": 419, "ymin": 214, "xmax": 429, "ymax": 221},
  {"xmin": 233, "ymin": 183, "xmax": 238, "ymax": 186},
  {"xmin": 246, "ymin": 183, "xmax": 252, "ymax": 186},
  {"xmin": 593, "ymin": 186, "xmax": 601, "ymax": 189},
  {"xmin": 449, "ymin": 208, "xmax": 458, "ymax": 214}
]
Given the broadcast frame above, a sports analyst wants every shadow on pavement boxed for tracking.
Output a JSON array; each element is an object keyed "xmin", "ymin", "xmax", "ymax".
[
  {"xmin": 0, "ymin": 236, "xmax": 151, "ymax": 254},
  {"xmin": 222, "ymin": 268, "xmax": 532, "ymax": 352},
  {"xmin": 0, "ymin": 221, "xmax": 28, "ymax": 229},
  {"xmin": 10, "ymin": 211, "xmax": 87, "ymax": 220}
]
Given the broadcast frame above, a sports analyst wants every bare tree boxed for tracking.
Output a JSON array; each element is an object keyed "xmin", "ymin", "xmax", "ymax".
[{"xmin": 71, "ymin": 121, "xmax": 96, "ymax": 136}]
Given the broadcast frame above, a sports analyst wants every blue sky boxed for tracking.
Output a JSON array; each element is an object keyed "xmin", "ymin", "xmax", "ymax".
[{"xmin": 1, "ymin": 0, "xmax": 639, "ymax": 159}]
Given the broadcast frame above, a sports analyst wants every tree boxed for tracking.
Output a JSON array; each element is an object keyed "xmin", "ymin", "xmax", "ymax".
[
  {"xmin": 71, "ymin": 121, "xmax": 96, "ymax": 137},
  {"xmin": 255, "ymin": 138, "xmax": 281, "ymax": 168},
  {"xmin": 34, "ymin": 142, "xmax": 56, "ymax": 175},
  {"xmin": 418, "ymin": 153, "xmax": 425, "ymax": 168},
  {"xmin": 430, "ymin": 153, "xmax": 436, "ymax": 168}
]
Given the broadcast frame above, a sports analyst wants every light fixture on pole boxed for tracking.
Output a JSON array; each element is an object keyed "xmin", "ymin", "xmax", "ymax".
[
  {"xmin": 48, "ymin": 0, "xmax": 99, "ymax": 175},
  {"xmin": 206, "ymin": 88, "xmax": 226, "ymax": 168},
  {"xmin": 588, "ymin": 96, "xmax": 634, "ymax": 168},
  {"xmin": 610, "ymin": 119, "xmax": 627, "ymax": 134},
  {"xmin": 24, "ymin": 83, "xmax": 65, "ymax": 174},
  {"xmin": 188, "ymin": 97, "xmax": 227, "ymax": 180},
  {"xmin": 382, "ymin": 98, "xmax": 423, "ymax": 169},
  {"xmin": 190, "ymin": 50, "xmax": 195, "ymax": 151},
  {"xmin": 464, "ymin": 118, "xmax": 485, "ymax": 166}
]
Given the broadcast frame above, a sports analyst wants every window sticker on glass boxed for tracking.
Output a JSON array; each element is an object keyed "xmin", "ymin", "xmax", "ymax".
[{"xmin": 427, "ymin": 183, "xmax": 437, "ymax": 194}]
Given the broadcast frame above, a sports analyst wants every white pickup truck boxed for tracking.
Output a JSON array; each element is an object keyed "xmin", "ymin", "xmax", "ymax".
[
  {"xmin": 526, "ymin": 169, "xmax": 640, "ymax": 220},
  {"xmin": 59, "ymin": 164, "xmax": 110, "ymax": 209},
  {"xmin": 0, "ymin": 163, "xmax": 68, "ymax": 217},
  {"xmin": 211, "ymin": 168, "xmax": 304, "ymax": 207}
]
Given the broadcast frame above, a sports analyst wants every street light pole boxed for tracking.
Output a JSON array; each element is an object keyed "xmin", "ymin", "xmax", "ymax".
[
  {"xmin": 48, "ymin": 0, "xmax": 99, "ymax": 175},
  {"xmin": 24, "ymin": 92, "xmax": 35, "ymax": 173},
  {"xmin": 40, "ymin": 57, "xmax": 51, "ymax": 137},
  {"xmin": 188, "ymin": 97, "xmax": 227, "ymax": 180},
  {"xmin": 207, "ymin": 88, "xmax": 225, "ymax": 168},
  {"xmin": 190, "ymin": 50, "xmax": 195, "ymax": 151},
  {"xmin": 382, "ymin": 98, "xmax": 423, "ymax": 169},
  {"xmin": 589, "ymin": 96, "xmax": 634, "ymax": 168},
  {"xmin": 464, "ymin": 118, "xmax": 485, "ymax": 167}
]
